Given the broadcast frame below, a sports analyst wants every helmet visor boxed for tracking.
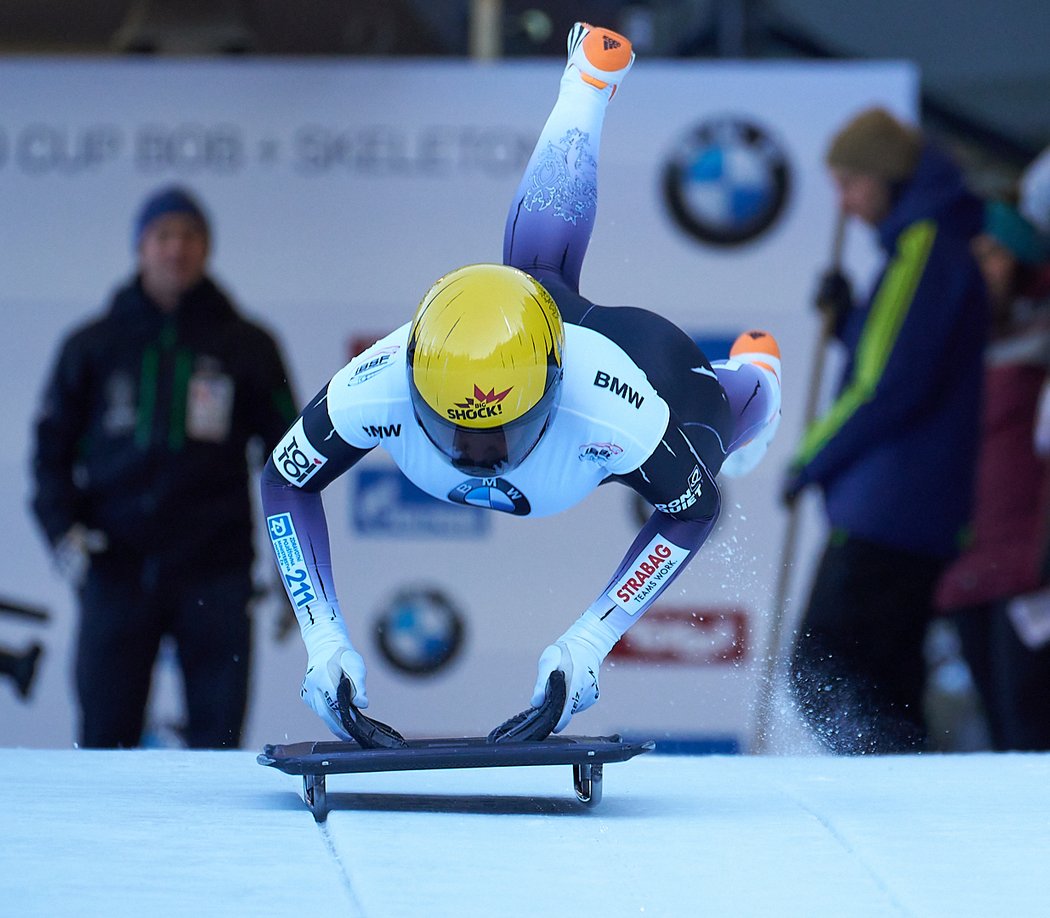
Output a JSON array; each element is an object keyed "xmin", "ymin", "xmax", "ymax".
[{"xmin": 414, "ymin": 379, "xmax": 560, "ymax": 476}]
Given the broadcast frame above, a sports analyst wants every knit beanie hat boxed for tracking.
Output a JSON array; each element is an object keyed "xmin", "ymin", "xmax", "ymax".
[
  {"xmin": 825, "ymin": 108, "xmax": 922, "ymax": 182},
  {"xmin": 133, "ymin": 185, "xmax": 210, "ymax": 248},
  {"xmin": 984, "ymin": 200, "xmax": 1047, "ymax": 265}
]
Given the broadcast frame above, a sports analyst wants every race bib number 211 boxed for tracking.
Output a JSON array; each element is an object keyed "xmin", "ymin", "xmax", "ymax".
[{"xmin": 266, "ymin": 512, "xmax": 317, "ymax": 609}]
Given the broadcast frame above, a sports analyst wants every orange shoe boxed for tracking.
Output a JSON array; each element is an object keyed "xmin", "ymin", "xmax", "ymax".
[
  {"xmin": 565, "ymin": 22, "xmax": 635, "ymax": 99},
  {"xmin": 730, "ymin": 329, "xmax": 781, "ymax": 382}
]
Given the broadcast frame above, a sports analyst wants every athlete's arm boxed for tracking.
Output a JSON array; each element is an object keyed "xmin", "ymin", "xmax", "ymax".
[
  {"xmin": 497, "ymin": 414, "xmax": 719, "ymax": 741},
  {"xmin": 589, "ymin": 417, "xmax": 721, "ymax": 631},
  {"xmin": 260, "ymin": 384, "xmax": 376, "ymax": 739}
]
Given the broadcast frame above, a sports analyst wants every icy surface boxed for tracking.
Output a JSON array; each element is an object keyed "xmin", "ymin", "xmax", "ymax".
[{"xmin": 3, "ymin": 748, "xmax": 1048, "ymax": 917}]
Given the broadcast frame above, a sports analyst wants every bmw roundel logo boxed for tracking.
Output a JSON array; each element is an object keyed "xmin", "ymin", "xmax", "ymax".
[
  {"xmin": 375, "ymin": 587, "xmax": 465, "ymax": 676},
  {"xmin": 662, "ymin": 116, "xmax": 791, "ymax": 247}
]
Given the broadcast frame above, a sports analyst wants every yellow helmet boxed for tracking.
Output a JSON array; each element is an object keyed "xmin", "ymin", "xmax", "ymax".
[{"xmin": 407, "ymin": 264, "xmax": 565, "ymax": 476}]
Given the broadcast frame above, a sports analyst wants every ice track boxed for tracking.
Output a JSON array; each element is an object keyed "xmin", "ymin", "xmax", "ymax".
[{"xmin": 3, "ymin": 748, "xmax": 1048, "ymax": 917}]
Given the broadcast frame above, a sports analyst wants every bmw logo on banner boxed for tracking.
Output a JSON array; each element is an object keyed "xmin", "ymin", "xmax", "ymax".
[
  {"xmin": 375, "ymin": 587, "xmax": 466, "ymax": 676},
  {"xmin": 663, "ymin": 116, "xmax": 791, "ymax": 247}
]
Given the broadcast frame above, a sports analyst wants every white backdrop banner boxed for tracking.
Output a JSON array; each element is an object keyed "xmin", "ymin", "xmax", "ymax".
[{"xmin": 0, "ymin": 57, "xmax": 917, "ymax": 749}]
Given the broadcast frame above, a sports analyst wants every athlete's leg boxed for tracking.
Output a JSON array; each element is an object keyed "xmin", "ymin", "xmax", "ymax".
[
  {"xmin": 503, "ymin": 22, "xmax": 634, "ymax": 292},
  {"xmin": 715, "ymin": 330, "xmax": 783, "ymax": 478}
]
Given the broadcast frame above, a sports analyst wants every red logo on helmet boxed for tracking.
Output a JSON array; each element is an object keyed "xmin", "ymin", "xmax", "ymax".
[{"xmin": 456, "ymin": 385, "xmax": 512, "ymax": 409}]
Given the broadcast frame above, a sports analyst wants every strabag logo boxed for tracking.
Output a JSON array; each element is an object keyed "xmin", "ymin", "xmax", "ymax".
[
  {"xmin": 448, "ymin": 385, "xmax": 513, "ymax": 422},
  {"xmin": 273, "ymin": 418, "xmax": 327, "ymax": 487},
  {"xmin": 608, "ymin": 534, "xmax": 690, "ymax": 613}
]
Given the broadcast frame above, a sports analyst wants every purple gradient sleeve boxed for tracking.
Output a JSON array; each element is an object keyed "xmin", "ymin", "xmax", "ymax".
[
  {"xmin": 589, "ymin": 510, "xmax": 716, "ymax": 638},
  {"xmin": 260, "ymin": 459, "xmax": 339, "ymax": 609}
]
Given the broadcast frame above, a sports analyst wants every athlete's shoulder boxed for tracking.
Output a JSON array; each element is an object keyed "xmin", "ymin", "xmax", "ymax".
[
  {"xmin": 326, "ymin": 324, "xmax": 412, "ymax": 438},
  {"xmin": 560, "ymin": 324, "xmax": 669, "ymax": 471},
  {"xmin": 563, "ymin": 324, "xmax": 664, "ymax": 412},
  {"xmin": 329, "ymin": 325, "xmax": 410, "ymax": 397}
]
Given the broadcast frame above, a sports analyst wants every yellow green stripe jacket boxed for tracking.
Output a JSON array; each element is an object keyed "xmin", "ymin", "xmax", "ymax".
[{"xmin": 790, "ymin": 146, "xmax": 988, "ymax": 557}]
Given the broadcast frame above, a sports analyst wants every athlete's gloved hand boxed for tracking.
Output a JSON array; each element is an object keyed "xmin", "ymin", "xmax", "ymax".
[
  {"xmin": 53, "ymin": 524, "xmax": 108, "ymax": 588},
  {"xmin": 815, "ymin": 269, "xmax": 852, "ymax": 327},
  {"xmin": 297, "ymin": 601, "xmax": 369, "ymax": 741},
  {"xmin": 301, "ymin": 634, "xmax": 368, "ymax": 741},
  {"xmin": 532, "ymin": 612, "xmax": 621, "ymax": 734}
]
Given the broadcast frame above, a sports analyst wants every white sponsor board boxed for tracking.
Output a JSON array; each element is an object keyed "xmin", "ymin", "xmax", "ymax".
[{"xmin": 0, "ymin": 57, "xmax": 916, "ymax": 749}]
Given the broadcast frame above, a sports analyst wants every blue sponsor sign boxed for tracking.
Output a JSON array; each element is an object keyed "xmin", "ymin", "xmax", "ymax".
[
  {"xmin": 351, "ymin": 467, "xmax": 489, "ymax": 538},
  {"xmin": 691, "ymin": 333, "xmax": 735, "ymax": 362}
]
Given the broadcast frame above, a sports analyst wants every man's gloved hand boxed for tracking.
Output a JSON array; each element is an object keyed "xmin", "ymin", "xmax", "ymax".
[
  {"xmin": 815, "ymin": 269, "xmax": 853, "ymax": 326},
  {"xmin": 53, "ymin": 524, "xmax": 108, "ymax": 587},
  {"xmin": 531, "ymin": 612, "xmax": 620, "ymax": 734},
  {"xmin": 300, "ymin": 623, "xmax": 368, "ymax": 742}
]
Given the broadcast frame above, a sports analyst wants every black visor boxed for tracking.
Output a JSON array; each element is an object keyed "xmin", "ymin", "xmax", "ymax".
[{"xmin": 413, "ymin": 378, "xmax": 561, "ymax": 477}]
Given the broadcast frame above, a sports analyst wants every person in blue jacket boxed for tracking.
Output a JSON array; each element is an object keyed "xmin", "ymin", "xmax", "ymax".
[{"xmin": 784, "ymin": 108, "xmax": 988, "ymax": 754}]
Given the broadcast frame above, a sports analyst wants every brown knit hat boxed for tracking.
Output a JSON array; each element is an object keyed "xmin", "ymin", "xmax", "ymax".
[{"xmin": 825, "ymin": 107, "xmax": 922, "ymax": 182}]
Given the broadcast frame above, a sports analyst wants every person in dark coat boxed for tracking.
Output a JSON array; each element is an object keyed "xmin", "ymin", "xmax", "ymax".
[{"xmin": 31, "ymin": 186, "xmax": 297, "ymax": 748}]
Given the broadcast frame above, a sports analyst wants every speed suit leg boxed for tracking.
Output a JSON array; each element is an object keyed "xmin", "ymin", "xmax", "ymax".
[{"xmin": 503, "ymin": 24, "xmax": 632, "ymax": 292}]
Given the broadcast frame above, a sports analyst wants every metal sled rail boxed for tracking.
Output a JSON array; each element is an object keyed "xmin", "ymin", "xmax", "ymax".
[{"xmin": 258, "ymin": 734, "xmax": 655, "ymax": 820}]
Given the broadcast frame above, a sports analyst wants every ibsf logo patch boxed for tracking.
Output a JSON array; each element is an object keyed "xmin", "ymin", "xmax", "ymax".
[
  {"xmin": 273, "ymin": 418, "xmax": 327, "ymax": 487},
  {"xmin": 348, "ymin": 346, "xmax": 399, "ymax": 387},
  {"xmin": 662, "ymin": 115, "xmax": 790, "ymax": 247},
  {"xmin": 608, "ymin": 534, "xmax": 691, "ymax": 613},
  {"xmin": 447, "ymin": 385, "xmax": 513, "ymax": 422}
]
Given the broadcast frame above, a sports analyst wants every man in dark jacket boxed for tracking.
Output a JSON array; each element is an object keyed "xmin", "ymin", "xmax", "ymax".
[
  {"xmin": 31, "ymin": 186, "xmax": 297, "ymax": 748},
  {"xmin": 784, "ymin": 109, "xmax": 988, "ymax": 754}
]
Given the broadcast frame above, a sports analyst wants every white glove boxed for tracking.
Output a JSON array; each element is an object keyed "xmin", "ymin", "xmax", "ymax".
[
  {"xmin": 53, "ymin": 524, "xmax": 108, "ymax": 587},
  {"xmin": 531, "ymin": 612, "xmax": 620, "ymax": 733},
  {"xmin": 297, "ymin": 601, "xmax": 368, "ymax": 741}
]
